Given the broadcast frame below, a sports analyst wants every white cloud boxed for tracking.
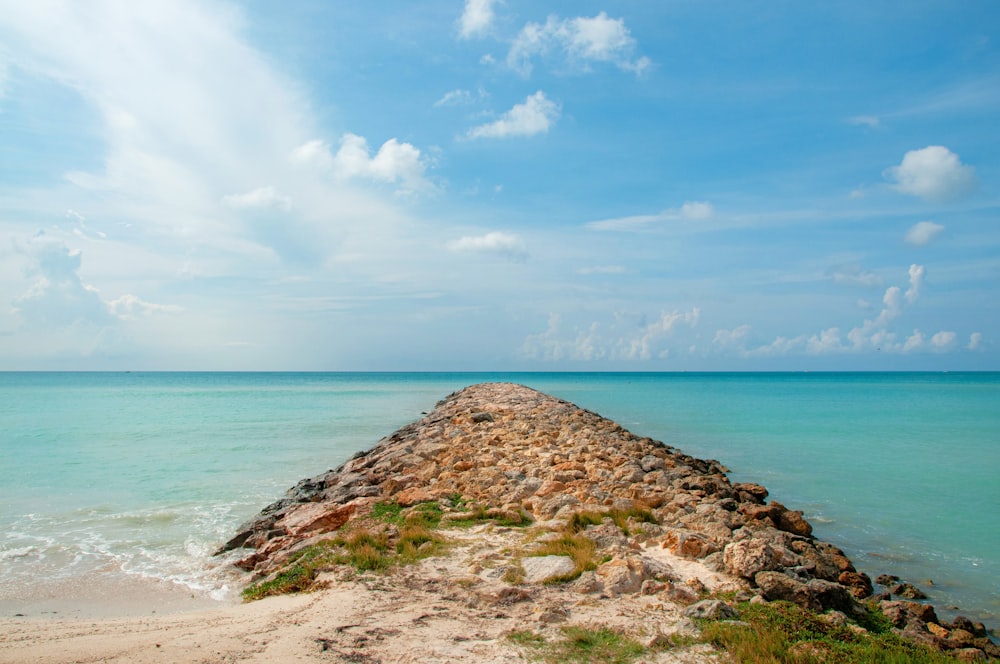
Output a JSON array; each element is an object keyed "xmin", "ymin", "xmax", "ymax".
[
  {"xmin": 292, "ymin": 134, "xmax": 431, "ymax": 194},
  {"xmin": 968, "ymin": 332, "xmax": 983, "ymax": 350},
  {"xmin": 905, "ymin": 263, "xmax": 924, "ymax": 304},
  {"xmin": 467, "ymin": 91, "xmax": 560, "ymax": 139},
  {"xmin": 12, "ymin": 232, "xmax": 111, "ymax": 329},
  {"xmin": 586, "ymin": 201, "xmax": 714, "ymax": 231},
  {"xmin": 930, "ymin": 331, "xmax": 956, "ymax": 350},
  {"xmin": 680, "ymin": 201, "xmax": 713, "ymax": 220},
  {"xmin": 829, "ymin": 263, "xmax": 883, "ymax": 288},
  {"xmin": 618, "ymin": 309, "xmax": 700, "ymax": 360},
  {"xmin": 108, "ymin": 293, "xmax": 182, "ymax": 319},
  {"xmin": 904, "ymin": 220, "xmax": 944, "ymax": 246},
  {"xmin": 713, "ymin": 324, "xmax": 751, "ymax": 349},
  {"xmin": 848, "ymin": 115, "xmax": 880, "ymax": 128},
  {"xmin": 433, "ymin": 88, "xmax": 482, "ymax": 108},
  {"xmin": 507, "ymin": 12, "xmax": 650, "ymax": 77},
  {"xmin": 222, "ymin": 186, "xmax": 292, "ymax": 211},
  {"xmin": 884, "ymin": 146, "xmax": 977, "ymax": 202},
  {"xmin": 12, "ymin": 232, "xmax": 176, "ymax": 331},
  {"xmin": 520, "ymin": 308, "xmax": 699, "ymax": 362},
  {"xmin": 902, "ymin": 329, "xmax": 925, "ymax": 352},
  {"xmin": 447, "ymin": 231, "xmax": 528, "ymax": 261},
  {"xmin": 807, "ymin": 328, "xmax": 842, "ymax": 354},
  {"xmin": 458, "ymin": 0, "xmax": 496, "ymax": 39}
]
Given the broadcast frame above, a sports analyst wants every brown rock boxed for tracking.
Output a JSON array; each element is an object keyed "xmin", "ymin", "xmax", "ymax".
[
  {"xmin": 724, "ymin": 539, "xmax": 779, "ymax": 579},
  {"xmin": 838, "ymin": 571, "xmax": 873, "ymax": 598},
  {"xmin": 279, "ymin": 500, "xmax": 358, "ymax": 537},
  {"xmin": 777, "ymin": 509, "xmax": 813, "ymax": 537}
]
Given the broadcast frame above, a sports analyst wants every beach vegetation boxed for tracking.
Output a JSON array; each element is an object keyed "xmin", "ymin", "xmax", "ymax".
[
  {"xmin": 445, "ymin": 502, "xmax": 533, "ymax": 528},
  {"xmin": 567, "ymin": 507, "xmax": 658, "ymax": 536},
  {"xmin": 507, "ymin": 625, "xmax": 647, "ymax": 663},
  {"xmin": 240, "ymin": 539, "xmax": 341, "ymax": 600},
  {"xmin": 530, "ymin": 532, "xmax": 597, "ymax": 583},
  {"xmin": 698, "ymin": 599, "xmax": 958, "ymax": 663},
  {"xmin": 396, "ymin": 524, "xmax": 445, "ymax": 563}
]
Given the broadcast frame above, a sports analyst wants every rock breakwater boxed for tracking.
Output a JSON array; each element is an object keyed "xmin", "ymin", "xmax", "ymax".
[{"xmin": 221, "ymin": 383, "xmax": 997, "ymax": 660}]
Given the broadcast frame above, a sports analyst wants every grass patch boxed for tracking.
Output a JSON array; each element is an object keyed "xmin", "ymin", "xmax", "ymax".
[
  {"xmin": 241, "ymin": 540, "xmax": 341, "ymax": 600},
  {"xmin": 446, "ymin": 503, "xmax": 533, "ymax": 529},
  {"xmin": 698, "ymin": 600, "xmax": 958, "ymax": 663},
  {"xmin": 404, "ymin": 501, "xmax": 444, "ymax": 528},
  {"xmin": 567, "ymin": 507, "xmax": 658, "ymax": 536},
  {"xmin": 509, "ymin": 626, "xmax": 646, "ymax": 663},
  {"xmin": 371, "ymin": 501, "xmax": 404, "ymax": 524},
  {"xmin": 530, "ymin": 533, "xmax": 597, "ymax": 583},
  {"xmin": 396, "ymin": 525, "xmax": 445, "ymax": 563}
]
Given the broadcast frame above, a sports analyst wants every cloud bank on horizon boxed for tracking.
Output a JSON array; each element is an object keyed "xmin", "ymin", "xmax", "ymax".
[{"xmin": 0, "ymin": 0, "xmax": 997, "ymax": 370}]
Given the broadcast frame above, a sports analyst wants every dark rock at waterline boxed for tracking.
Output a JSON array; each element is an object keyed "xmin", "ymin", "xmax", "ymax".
[{"xmin": 891, "ymin": 581, "xmax": 928, "ymax": 600}]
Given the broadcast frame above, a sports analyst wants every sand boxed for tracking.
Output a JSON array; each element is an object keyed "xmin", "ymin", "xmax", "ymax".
[{"xmin": 0, "ymin": 525, "xmax": 723, "ymax": 663}]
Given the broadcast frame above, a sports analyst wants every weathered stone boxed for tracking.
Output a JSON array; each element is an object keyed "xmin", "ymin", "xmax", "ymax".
[
  {"xmin": 521, "ymin": 555, "xmax": 576, "ymax": 584},
  {"xmin": 279, "ymin": 500, "xmax": 359, "ymax": 537},
  {"xmin": 724, "ymin": 539, "xmax": 779, "ymax": 579},
  {"xmin": 777, "ymin": 509, "xmax": 813, "ymax": 537},
  {"xmin": 684, "ymin": 599, "xmax": 737, "ymax": 620},
  {"xmin": 891, "ymin": 582, "xmax": 928, "ymax": 600},
  {"xmin": 663, "ymin": 529, "xmax": 720, "ymax": 559},
  {"xmin": 595, "ymin": 559, "xmax": 643, "ymax": 596},
  {"xmin": 838, "ymin": 571, "xmax": 873, "ymax": 598},
  {"xmin": 755, "ymin": 571, "xmax": 819, "ymax": 611}
]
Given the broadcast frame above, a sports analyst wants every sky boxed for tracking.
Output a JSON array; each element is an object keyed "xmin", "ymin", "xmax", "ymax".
[{"xmin": 0, "ymin": 0, "xmax": 998, "ymax": 371}]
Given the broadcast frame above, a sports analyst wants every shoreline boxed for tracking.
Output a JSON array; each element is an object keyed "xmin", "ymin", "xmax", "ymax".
[{"xmin": 2, "ymin": 382, "xmax": 996, "ymax": 662}]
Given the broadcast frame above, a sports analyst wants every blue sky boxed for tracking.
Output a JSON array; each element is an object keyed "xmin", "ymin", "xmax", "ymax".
[{"xmin": 1, "ymin": 0, "xmax": 997, "ymax": 370}]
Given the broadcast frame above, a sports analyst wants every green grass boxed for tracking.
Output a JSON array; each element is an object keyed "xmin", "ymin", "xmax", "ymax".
[
  {"xmin": 530, "ymin": 533, "xmax": 597, "ymax": 583},
  {"xmin": 241, "ymin": 540, "xmax": 341, "ymax": 600},
  {"xmin": 507, "ymin": 626, "xmax": 647, "ymax": 663},
  {"xmin": 446, "ymin": 503, "xmax": 534, "ymax": 528},
  {"xmin": 567, "ymin": 507, "xmax": 658, "ymax": 536},
  {"xmin": 396, "ymin": 525, "xmax": 445, "ymax": 563},
  {"xmin": 698, "ymin": 600, "xmax": 958, "ymax": 663}
]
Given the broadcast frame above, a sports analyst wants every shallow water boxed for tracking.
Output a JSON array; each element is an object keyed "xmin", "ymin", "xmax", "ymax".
[{"xmin": 1, "ymin": 372, "xmax": 997, "ymax": 624}]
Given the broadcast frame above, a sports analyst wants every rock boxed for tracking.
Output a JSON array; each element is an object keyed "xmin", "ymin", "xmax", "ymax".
[
  {"xmin": 665, "ymin": 583, "xmax": 700, "ymax": 605},
  {"xmin": 724, "ymin": 539, "xmax": 779, "ymax": 579},
  {"xmin": 777, "ymin": 509, "xmax": 813, "ymax": 537},
  {"xmin": 535, "ymin": 606, "xmax": 568, "ymax": 623},
  {"xmin": 875, "ymin": 573, "xmax": 900, "ymax": 586},
  {"xmin": 755, "ymin": 571, "xmax": 819, "ymax": 611},
  {"xmin": 279, "ymin": 500, "xmax": 359, "ymax": 537},
  {"xmin": 927, "ymin": 622, "xmax": 950, "ymax": 639},
  {"xmin": 662, "ymin": 529, "xmax": 720, "ymax": 559},
  {"xmin": 805, "ymin": 579, "xmax": 855, "ymax": 613},
  {"xmin": 891, "ymin": 582, "xmax": 927, "ymax": 600},
  {"xmin": 954, "ymin": 648, "xmax": 987, "ymax": 662},
  {"xmin": 521, "ymin": 555, "xmax": 576, "ymax": 584},
  {"xmin": 684, "ymin": 599, "xmax": 737, "ymax": 620},
  {"xmin": 571, "ymin": 571, "xmax": 601, "ymax": 594},
  {"xmin": 595, "ymin": 559, "xmax": 643, "ymax": 596},
  {"xmin": 838, "ymin": 571, "xmax": 873, "ymax": 598},
  {"xmin": 641, "ymin": 579, "xmax": 666, "ymax": 595},
  {"xmin": 733, "ymin": 482, "xmax": 769, "ymax": 504},
  {"xmin": 950, "ymin": 615, "xmax": 989, "ymax": 638}
]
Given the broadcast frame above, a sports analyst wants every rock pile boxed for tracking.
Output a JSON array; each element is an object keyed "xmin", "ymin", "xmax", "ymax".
[{"xmin": 220, "ymin": 382, "xmax": 996, "ymax": 659}]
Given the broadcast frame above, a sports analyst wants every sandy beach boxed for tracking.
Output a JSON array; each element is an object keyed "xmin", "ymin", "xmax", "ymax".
[{"xmin": 0, "ymin": 526, "xmax": 725, "ymax": 664}]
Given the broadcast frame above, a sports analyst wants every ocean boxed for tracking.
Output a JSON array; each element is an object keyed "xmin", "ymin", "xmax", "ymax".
[{"xmin": 1, "ymin": 372, "xmax": 997, "ymax": 627}]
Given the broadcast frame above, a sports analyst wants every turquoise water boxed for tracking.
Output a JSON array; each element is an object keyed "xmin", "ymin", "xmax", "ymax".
[{"xmin": 1, "ymin": 372, "xmax": 997, "ymax": 626}]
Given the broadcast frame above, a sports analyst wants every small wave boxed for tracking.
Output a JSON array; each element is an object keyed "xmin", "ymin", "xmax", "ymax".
[{"xmin": 0, "ymin": 545, "xmax": 40, "ymax": 561}]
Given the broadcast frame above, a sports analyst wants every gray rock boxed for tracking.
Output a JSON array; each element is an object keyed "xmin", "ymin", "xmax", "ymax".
[
  {"xmin": 521, "ymin": 555, "xmax": 577, "ymax": 584},
  {"xmin": 684, "ymin": 599, "xmax": 737, "ymax": 620}
]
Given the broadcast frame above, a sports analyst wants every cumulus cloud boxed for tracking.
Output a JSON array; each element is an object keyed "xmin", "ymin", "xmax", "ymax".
[
  {"xmin": 713, "ymin": 324, "xmax": 751, "ymax": 349},
  {"xmin": 13, "ymin": 233, "xmax": 111, "ymax": 329},
  {"xmin": 13, "ymin": 233, "xmax": 177, "ymax": 331},
  {"xmin": 968, "ymin": 332, "xmax": 983, "ymax": 350},
  {"xmin": 433, "ymin": 87, "xmax": 488, "ymax": 107},
  {"xmin": 458, "ymin": 0, "xmax": 496, "ymax": 39},
  {"xmin": 586, "ymin": 201, "xmax": 714, "ymax": 231},
  {"xmin": 466, "ymin": 91, "xmax": 560, "ymax": 139},
  {"xmin": 618, "ymin": 309, "xmax": 700, "ymax": 360},
  {"xmin": 507, "ymin": 12, "xmax": 650, "ymax": 77},
  {"xmin": 292, "ymin": 134, "xmax": 431, "ymax": 194},
  {"xmin": 520, "ymin": 308, "xmax": 699, "ymax": 362},
  {"xmin": 905, "ymin": 263, "xmax": 924, "ymax": 304},
  {"xmin": 904, "ymin": 220, "xmax": 944, "ymax": 246},
  {"xmin": 447, "ymin": 231, "xmax": 528, "ymax": 261},
  {"xmin": 930, "ymin": 331, "xmax": 956, "ymax": 350},
  {"xmin": 884, "ymin": 146, "xmax": 977, "ymax": 202},
  {"xmin": 222, "ymin": 186, "xmax": 292, "ymax": 211}
]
